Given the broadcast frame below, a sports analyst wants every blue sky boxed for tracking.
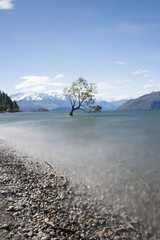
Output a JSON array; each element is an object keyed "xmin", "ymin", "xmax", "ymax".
[{"xmin": 0, "ymin": 0, "xmax": 160, "ymax": 100}]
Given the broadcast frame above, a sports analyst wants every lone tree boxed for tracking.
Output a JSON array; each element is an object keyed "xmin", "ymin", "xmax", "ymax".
[{"xmin": 63, "ymin": 78, "xmax": 101, "ymax": 116}]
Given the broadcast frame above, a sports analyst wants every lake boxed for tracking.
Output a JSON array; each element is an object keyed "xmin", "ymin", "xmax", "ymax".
[{"xmin": 0, "ymin": 110, "xmax": 160, "ymax": 234}]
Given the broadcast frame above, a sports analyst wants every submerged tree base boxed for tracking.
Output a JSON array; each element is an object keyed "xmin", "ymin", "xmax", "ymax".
[{"xmin": 70, "ymin": 109, "xmax": 74, "ymax": 116}]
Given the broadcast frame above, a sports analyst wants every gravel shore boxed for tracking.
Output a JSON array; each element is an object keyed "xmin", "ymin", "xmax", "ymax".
[{"xmin": 0, "ymin": 141, "xmax": 154, "ymax": 240}]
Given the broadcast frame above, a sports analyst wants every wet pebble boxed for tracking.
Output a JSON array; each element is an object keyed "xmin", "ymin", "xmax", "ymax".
[{"xmin": 0, "ymin": 143, "xmax": 150, "ymax": 240}]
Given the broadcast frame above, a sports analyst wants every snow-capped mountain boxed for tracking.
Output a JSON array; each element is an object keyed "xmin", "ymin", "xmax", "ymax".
[
  {"xmin": 10, "ymin": 92, "xmax": 128, "ymax": 112},
  {"xmin": 11, "ymin": 92, "xmax": 65, "ymax": 101},
  {"xmin": 10, "ymin": 92, "xmax": 70, "ymax": 112}
]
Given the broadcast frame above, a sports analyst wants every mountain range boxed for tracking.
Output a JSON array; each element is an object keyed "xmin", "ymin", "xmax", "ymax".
[
  {"xmin": 118, "ymin": 91, "xmax": 160, "ymax": 110},
  {"xmin": 10, "ymin": 92, "xmax": 127, "ymax": 112}
]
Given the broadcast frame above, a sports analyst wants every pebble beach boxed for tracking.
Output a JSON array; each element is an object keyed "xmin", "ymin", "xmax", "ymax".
[{"xmin": 0, "ymin": 140, "xmax": 157, "ymax": 240}]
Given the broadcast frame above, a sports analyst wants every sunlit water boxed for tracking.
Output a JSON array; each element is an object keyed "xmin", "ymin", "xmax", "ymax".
[{"xmin": 0, "ymin": 110, "xmax": 160, "ymax": 234}]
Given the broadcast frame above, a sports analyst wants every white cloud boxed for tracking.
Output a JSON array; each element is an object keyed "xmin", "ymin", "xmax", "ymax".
[
  {"xmin": 115, "ymin": 80, "xmax": 121, "ymax": 84},
  {"xmin": 113, "ymin": 94, "xmax": 132, "ymax": 100},
  {"xmin": 96, "ymin": 82, "xmax": 113, "ymax": 101},
  {"xmin": 23, "ymin": 86, "xmax": 47, "ymax": 93},
  {"xmin": 115, "ymin": 79, "xmax": 132, "ymax": 84},
  {"xmin": 142, "ymin": 81, "xmax": 160, "ymax": 89},
  {"xmin": 115, "ymin": 61, "xmax": 127, "ymax": 65},
  {"xmin": 15, "ymin": 74, "xmax": 66, "ymax": 92},
  {"xmin": 143, "ymin": 83, "xmax": 155, "ymax": 89},
  {"xmin": 144, "ymin": 74, "xmax": 152, "ymax": 78},
  {"xmin": 16, "ymin": 76, "xmax": 50, "ymax": 89},
  {"xmin": 54, "ymin": 74, "xmax": 64, "ymax": 79},
  {"xmin": 96, "ymin": 92, "xmax": 132, "ymax": 101},
  {"xmin": 96, "ymin": 92, "xmax": 113, "ymax": 101},
  {"xmin": 148, "ymin": 78, "xmax": 155, "ymax": 83},
  {"xmin": 0, "ymin": 0, "xmax": 14, "ymax": 10},
  {"xmin": 97, "ymin": 82, "xmax": 113, "ymax": 90},
  {"xmin": 123, "ymin": 79, "xmax": 132, "ymax": 83},
  {"xmin": 131, "ymin": 69, "xmax": 150, "ymax": 75},
  {"xmin": 137, "ymin": 90, "xmax": 152, "ymax": 97}
]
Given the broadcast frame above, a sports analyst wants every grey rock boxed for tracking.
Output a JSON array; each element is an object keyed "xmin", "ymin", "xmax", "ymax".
[
  {"xmin": 0, "ymin": 224, "xmax": 10, "ymax": 231},
  {"xmin": 6, "ymin": 206, "xmax": 15, "ymax": 212}
]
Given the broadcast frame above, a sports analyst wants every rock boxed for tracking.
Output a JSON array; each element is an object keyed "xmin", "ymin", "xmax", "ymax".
[
  {"xmin": 28, "ymin": 231, "xmax": 34, "ymax": 237},
  {"xmin": 22, "ymin": 228, "xmax": 31, "ymax": 233},
  {"xmin": 1, "ymin": 190, "xmax": 8, "ymax": 195},
  {"xmin": 6, "ymin": 206, "xmax": 15, "ymax": 212},
  {"xmin": 42, "ymin": 235, "xmax": 51, "ymax": 240},
  {"xmin": 0, "ymin": 224, "xmax": 10, "ymax": 231},
  {"xmin": 0, "ymin": 143, "xmax": 148, "ymax": 240}
]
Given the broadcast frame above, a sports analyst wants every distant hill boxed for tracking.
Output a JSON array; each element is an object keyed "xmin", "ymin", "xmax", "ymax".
[
  {"xmin": 0, "ymin": 90, "xmax": 20, "ymax": 113},
  {"xmin": 36, "ymin": 108, "xmax": 49, "ymax": 112},
  {"xmin": 118, "ymin": 91, "xmax": 160, "ymax": 110},
  {"xmin": 10, "ymin": 92, "xmax": 128, "ymax": 112}
]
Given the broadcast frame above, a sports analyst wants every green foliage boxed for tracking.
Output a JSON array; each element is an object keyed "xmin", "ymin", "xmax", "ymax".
[
  {"xmin": 91, "ymin": 105, "xmax": 102, "ymax": 113},
  {"xmin": 0, "ymin": 90, "xmax": 20, "ymax": 113},
  {"xmin": 63, "ymin": 78, "xmax": 102, "ymax": 116}
]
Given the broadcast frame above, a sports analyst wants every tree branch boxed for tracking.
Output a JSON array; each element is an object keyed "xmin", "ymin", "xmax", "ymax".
[
  {"xmin": 79, "ymin": 108, "xmax": 90, "ymax": 113},
  {"xmin": 68, "ymin": 97, "xmax": 73, "ymax": 107},
  {"xmin": 81, "ymin": 104, "xmax": 92, "ymax": 111}
]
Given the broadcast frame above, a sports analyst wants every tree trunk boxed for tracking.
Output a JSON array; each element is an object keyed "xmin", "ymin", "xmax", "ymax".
[
  {"xmin": 69, "ymin": 109, "xmax": 74, "ymax": 116},
  {"xmin": 69, "ymin": 106, "xmax": 80, "ymax": 116}
]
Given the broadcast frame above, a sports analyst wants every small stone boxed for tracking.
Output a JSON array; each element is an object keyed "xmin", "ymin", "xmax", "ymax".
[
  {"xmin": 20, "ymin": 222, "xmax": 25, "ymax": 228},
  {"xmin": 6, "ymin": 206, "xmax": 15, "ymax": 212},
  {"xmin": 7, "ymin": 232, "xmax": 14, "ymax": 239},
  {"xmin": 41, "ymin": 236, "xmax": 51, "ymax": 240},
  {"xmin": 0, "ymin": 224, "xmax": 10, "ymax": 230},
  {"xmin": 50, "ymin": 231, "xmax": 56, "ymax": 237},
  {"xmin": 22, "ymin": 233, "xmax": 29, "ymax": 237},
  {"xmin": 22, "ymin": 228, "xmax": 31, "ymax": 233},
  {"xmin": 7, "ymin": 197, "xmax": 15, "ymax": 202},
  {"xmin": 1, "ymin": 190, "xmax": 8, "ymax": 195},
  {"xmin": 28, "ymin": 231, "xmax": 33, "ymax": 237}
]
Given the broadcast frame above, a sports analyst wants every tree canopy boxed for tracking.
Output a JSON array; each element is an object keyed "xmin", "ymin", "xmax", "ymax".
[
  {"xmin": 0, "ymin": 90, "xmax": 20, "ymax": 113},
  {"xmin": 63, "ymin": 78, "xmax": 101, "ymax": 116}
]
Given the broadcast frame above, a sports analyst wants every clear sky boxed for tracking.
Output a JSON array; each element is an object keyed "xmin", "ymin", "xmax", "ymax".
[{"xmin": 0, "ymin": 0, "xmax": 160, "ymax": 100}]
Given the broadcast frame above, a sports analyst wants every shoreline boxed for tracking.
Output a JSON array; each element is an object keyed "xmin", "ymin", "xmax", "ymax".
[{"xmin": 0, "ymin": 141, "xmax": 150, "ymax": 239}]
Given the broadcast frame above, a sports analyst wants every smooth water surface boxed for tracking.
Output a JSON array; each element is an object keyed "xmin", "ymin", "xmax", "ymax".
[{"xmin": 0, "ymin": 110, "xmax": 160, "ymax": 233}]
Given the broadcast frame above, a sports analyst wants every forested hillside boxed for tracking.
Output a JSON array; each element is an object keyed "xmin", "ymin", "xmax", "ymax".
[
  {"xmin": 118, "ymin": 91, "xmax": 160, "ymax": 110},
  {"xmin": 0, "ymin": 91, "xmax": 20, "ymax": 112}
]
